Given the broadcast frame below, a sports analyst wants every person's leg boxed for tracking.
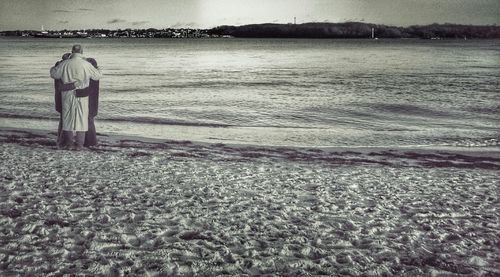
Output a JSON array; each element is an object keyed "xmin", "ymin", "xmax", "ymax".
[
  {"xmin": 60, "ymin": 131, "xmax": 73, "ymax": 149},
  {"xmin": 57, "ymin": 115, "xmax": 63, "ymax": 147},
  {"xmin": 61, "ymin": 91, "xmax": 75, "ymax": 149},
  {"xmin": 74, "ymin": 97, "xmax": 88, "ymax": 150},
  {"xmin": 84, "ymin": 117, "xmax": 97, "ymax": 147},
  {"xmin": 75, "ymin": 131, "xmax": 86, "ymax": 150}
]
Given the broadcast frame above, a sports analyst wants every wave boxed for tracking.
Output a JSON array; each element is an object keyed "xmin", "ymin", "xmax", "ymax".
[
  {"xmin": 370, "ymin": 103, "xmax": 451, "ymax": 117},
  {"xmin": 0, "ymin": 112, "xmax": 233, "ymax": 128},
  {"xmin": 469, "ymin": 65, "xmax": 500, "ymax": 69},
  {"xmin": 0, "ymin": 112, "xmax": 322, "ymax": 129},
  {"xmin": 444, "ymin": 137, "xmax": 499, "ymax": 148},
  {"xmin": 104, "ymin": 116, "xmax": 232, "ymax": 128},
  {"xmin": 0, "ymin": 113, "xmax": 58, "ymax": 121},
  {"xmin": 107, "ymin": 80, "xmax": 310, "ymax": 92},
  {"xmin": 104, "ymin": 73, "xmax": 167, "ymax": 77},
  {"xmin": 466, "ymin": 105, "xmax": 500, "ymax": 115},
  {"xmin": 98, "ymin": 116, "xmax": 327, "ymax": 129}
]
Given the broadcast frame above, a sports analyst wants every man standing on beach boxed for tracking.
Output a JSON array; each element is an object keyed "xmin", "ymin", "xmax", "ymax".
[{"xmin": 50, "ymin": 44, "xmax": 101, "ymax": 150}]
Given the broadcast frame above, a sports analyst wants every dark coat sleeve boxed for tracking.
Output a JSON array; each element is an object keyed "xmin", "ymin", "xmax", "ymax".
[
  {"xmin": 75, "ymin": 86, "xmax": 91, "ymax": 97},
  {"xmin": 61, "ymin": 82, "xmax": 76, "ymax": 91},
  {"xmin": 88, "ymin": 80, "xmax": 100, "ymax": 117},
  {"xmin": 54, "ymin": 79, "xmax": 62, "ymax": 113}
]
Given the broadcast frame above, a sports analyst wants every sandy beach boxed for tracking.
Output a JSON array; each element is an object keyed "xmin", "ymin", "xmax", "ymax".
[{"xmin": 0, "ymin": 128, "xmax": 499, "ymax": 276}]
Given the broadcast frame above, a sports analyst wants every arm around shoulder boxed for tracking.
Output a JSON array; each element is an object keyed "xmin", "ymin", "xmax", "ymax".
[
  {"xmin": 90, "ymin": 66, "xmax": 102, "ymax": 81},
  {"xmin": 50, "ymin": 65, "xmax": 62, "ymax": 79}
]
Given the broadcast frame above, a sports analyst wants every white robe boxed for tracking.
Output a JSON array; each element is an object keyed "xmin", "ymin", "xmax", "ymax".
[
  {"xmin": 61, "ymin": 92, "xmax": 89, "ymax": 132},
  {"xmin": 50, "ymin": 53, "xmax": 102, "ymax": 131}
]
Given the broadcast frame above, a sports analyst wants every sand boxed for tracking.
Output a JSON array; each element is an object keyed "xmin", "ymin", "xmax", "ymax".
[{"xmin": 0, "ymin": 128, "xmax": 499, "ymax": 276}]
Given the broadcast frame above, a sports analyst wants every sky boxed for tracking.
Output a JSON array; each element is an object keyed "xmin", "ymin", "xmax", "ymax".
[{"xmin": 0, "ymin": 0, "xmax": 498, "ymax": 30}]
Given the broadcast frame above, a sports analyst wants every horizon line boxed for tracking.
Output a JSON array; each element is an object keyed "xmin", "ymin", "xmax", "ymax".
[{"xmin": 1, "ymin": 21, "xmax": 498, "ymax": 32}]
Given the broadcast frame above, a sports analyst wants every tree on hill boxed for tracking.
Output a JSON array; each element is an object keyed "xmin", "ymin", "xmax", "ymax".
[{"xmin": 209, "ymin": 22, "xmax": 500, "ymax": 39}]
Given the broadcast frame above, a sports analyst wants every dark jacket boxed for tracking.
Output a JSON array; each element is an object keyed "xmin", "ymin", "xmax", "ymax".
[{"xmin": 54, "ymin": 79, "xmax": 63, "ymax": 113}]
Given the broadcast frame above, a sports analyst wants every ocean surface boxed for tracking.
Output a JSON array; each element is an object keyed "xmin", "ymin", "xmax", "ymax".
[{"xmin": 0, "ymin": 37, "xmax": 498, "ymax": 148}]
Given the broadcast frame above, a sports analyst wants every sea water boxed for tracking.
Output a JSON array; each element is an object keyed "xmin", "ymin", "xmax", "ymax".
[{"xmin": 0, "ymin": 37, "xmax": 498, "ymax": 147}]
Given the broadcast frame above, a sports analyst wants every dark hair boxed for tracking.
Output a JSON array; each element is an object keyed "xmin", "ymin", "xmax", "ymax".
[
  {"xmin": 86, "ymin": 58, "xmax": 98, "ymax": 68},
  {"xmin": 62, "ymin": 53, "xmax": 71, "ymax": 60}
]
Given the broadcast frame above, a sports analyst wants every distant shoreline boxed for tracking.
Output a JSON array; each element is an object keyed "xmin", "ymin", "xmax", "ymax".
[{"xmin": 2, "ymin": 22, "xmax": 499, "ymax": 39}]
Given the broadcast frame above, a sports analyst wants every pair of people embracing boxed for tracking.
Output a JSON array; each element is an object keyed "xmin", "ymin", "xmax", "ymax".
[{"xmin": 50, "ymin": 44, "xmax": 102, "ymax": 150}]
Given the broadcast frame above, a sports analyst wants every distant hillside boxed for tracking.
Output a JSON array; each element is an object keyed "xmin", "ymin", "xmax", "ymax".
[{"xmin": 208, "ymin": 22, "xmax": 500, "ymax": 39}]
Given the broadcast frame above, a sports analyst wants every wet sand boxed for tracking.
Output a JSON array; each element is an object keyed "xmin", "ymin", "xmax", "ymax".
[{"xmin": 0, "ymin": 128, "xmax": 499, "ymax": 275}]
